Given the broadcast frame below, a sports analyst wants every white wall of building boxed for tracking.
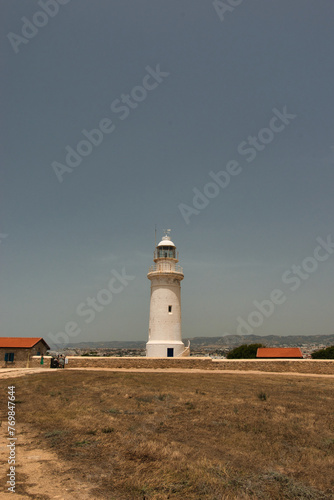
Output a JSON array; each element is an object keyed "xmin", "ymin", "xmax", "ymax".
[{"xmin": 148, "ymin": 280, "xmax": 182, "ymax": 343}]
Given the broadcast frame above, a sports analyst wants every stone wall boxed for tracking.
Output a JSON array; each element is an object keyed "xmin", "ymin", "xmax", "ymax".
[
  {"xmin": 210, "ymin": 359, "xmax": 334, "ymax": 374},
  {"xmin": 29, "ymin": 356, "xmax": 334, "ymax": 374},
  {"xmin": 29, "ymin": 355, "xmax": 53, "ymax": 368}
]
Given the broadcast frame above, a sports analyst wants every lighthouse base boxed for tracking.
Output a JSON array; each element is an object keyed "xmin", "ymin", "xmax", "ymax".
[{"xmin": 146, "ymin": 341, "xmax": 185, "ymax": 358}]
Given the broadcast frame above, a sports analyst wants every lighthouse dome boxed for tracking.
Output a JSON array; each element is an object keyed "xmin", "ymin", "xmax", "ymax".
[{"xmin": 157, "ymin": 236, "xmax": 176, "ymax": 247}]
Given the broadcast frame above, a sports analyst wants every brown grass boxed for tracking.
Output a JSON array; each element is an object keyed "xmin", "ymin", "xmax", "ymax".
[{"xmin": 1, "ymin": 371, "xmax": 333, "ymax": 499}]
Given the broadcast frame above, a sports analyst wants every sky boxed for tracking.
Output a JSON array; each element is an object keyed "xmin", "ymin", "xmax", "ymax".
[{"xmin": 1, "ymin": 0, "xmax": 334, "ymax": 347}]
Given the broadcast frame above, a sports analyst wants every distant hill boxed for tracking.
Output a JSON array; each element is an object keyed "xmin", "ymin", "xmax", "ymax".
[
  {"xmin": 62, "ymin": 340, "xmax": 146, "ymax": 349},
  {"xmin": 58, "ymin": 334, "xmax": 334, "ymax": 350},
  {"xmin": 184, "ymin": 334, "xmax": 334, "ymax": 347}
]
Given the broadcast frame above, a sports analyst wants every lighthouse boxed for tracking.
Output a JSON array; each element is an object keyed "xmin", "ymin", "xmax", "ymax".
[{"xmin": 146, "ymin": 230, "xmax": 189, "ymax": 357}]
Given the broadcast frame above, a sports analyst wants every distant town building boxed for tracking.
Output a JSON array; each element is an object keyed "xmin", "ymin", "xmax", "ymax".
[
  {"xmin": 256, "ymin": 347, "xmax": 303, "ymax": 359},
  {"xmin": 146, "ymin": 230, "xmax": 190, "ymax": 357},
  {"xmin": 0, "ymin": 337, "xmax": 50, "ymax": 368}
]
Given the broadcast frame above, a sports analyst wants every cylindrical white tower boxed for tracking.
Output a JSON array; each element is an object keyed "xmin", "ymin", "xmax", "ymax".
[{"xmin": 146, "ymin": 230, "xmax": 189, "ymax": 357}]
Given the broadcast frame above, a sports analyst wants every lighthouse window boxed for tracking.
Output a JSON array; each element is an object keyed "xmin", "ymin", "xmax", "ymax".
[
  {"xmin": 158, "ymin": 246, "xmax": 175, "ymax": 258},
  {"xmin": 168, "ymin": 305, "xmax": 172, "ymax": 313}
]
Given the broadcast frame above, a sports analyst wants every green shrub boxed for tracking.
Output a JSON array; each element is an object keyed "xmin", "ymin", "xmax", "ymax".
[
  {"xmin": 227, "ymin": 343, "xmax": 265, "ymax": 359},
  {"xmin": 311, "ymin": 346, "xmax": 334, "ymax": 359}
]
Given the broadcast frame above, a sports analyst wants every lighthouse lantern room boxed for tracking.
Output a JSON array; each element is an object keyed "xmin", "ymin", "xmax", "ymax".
[{"xmin": 146, "ymin": 230, "xmax": 189, "ymax": 357}]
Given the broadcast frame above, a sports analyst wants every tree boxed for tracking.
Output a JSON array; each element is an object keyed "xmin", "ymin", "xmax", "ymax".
[
  {"xmin": 311, "ymin": 346, "xmax": 334, "ymax": 359},
  {"xmin": 227, "ymin": 343, "xmax": 265, "ymax": 359}
]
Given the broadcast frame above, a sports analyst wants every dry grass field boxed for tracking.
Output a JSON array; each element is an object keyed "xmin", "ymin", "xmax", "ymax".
[{"xmin": 1, "ymin": 370, "xmax": 333, "ymax": 499}]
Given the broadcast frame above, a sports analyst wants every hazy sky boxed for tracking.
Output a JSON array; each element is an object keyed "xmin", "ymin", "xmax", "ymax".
[{"xmin": 1, "ymin": 0, "xmax": 334, "ymax": 347}]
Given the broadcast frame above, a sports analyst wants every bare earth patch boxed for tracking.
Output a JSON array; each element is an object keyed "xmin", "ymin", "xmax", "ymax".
[{"xmin": 0, "ymin": 424, "xmax": 96, "ymax": 499}]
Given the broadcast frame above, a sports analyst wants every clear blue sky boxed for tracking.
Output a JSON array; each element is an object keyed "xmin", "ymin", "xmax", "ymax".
[{"xmin": 1, "ymin": 0, "xmax": 333, "ymax": 346}]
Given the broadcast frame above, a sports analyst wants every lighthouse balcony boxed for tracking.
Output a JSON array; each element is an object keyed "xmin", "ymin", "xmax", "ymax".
[{"xmin": 148, "ymin": 263, "xmax": 183, "ymax": 275}]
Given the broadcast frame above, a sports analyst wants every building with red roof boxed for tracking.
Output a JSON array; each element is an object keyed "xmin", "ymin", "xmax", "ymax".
[
  {"xmin": 0, "ymin": 337, "xmax": 50, "ymax": 368},
  {"xmin": 256, "ymin": 347, "xmax": 303, "ymax": 359}
]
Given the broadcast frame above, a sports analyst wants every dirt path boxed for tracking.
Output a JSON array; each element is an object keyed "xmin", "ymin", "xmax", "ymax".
[
  {"xmin": 0, "ymin": 424, "xmax": 100, "ymax": 499},
  {"xmin": 0, "ymin": 369, "xmax": 100, "ymax": 498},
  {"xmin": 0, "ymin": 368, "xmax": 56, "ymax": 380},
  {"xmin": 67, "ymin": 367, "xmax": 334, "ymax": 377},
  {"xmin": 1, "ymin": 367, "xmax": 334, "ymax": 379}
]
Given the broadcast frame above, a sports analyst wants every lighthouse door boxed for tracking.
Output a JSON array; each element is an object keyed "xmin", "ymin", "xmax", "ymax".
[{"xmin": 167, "ymin": 348, "xmax": 174, "ymax": 357}]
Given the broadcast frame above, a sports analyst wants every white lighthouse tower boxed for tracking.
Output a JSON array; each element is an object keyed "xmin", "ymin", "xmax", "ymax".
[{"xmin": 146, "ymin": 230, "xmax": 189, "ymax": 357}]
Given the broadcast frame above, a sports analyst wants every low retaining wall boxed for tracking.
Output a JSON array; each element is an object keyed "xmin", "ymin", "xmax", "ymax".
[
  {"xmin": 29, "ymin": 356, "xmax": 334, "ymax": 375},
  {"xmin": 213, "ymin": 359, "xmax": 334, "ymax": 374},
  {"xmin": 29, "ymin": 356, "xmax": 53, "ymax": 368}
]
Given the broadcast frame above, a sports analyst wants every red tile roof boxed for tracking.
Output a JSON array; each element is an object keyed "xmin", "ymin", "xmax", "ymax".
[
  {"xmin": 0, "ymin": 337, "xmax": 50, "ymax": 349},
  {"xmin": 257, "ymin": 347, "xmax": 303, "ymax": 358}
]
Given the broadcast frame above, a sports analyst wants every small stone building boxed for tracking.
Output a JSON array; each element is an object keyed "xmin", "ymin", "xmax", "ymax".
[
  {"xmin": 256, "ymin": 347, "xmax": 303, "ymax": 359},
  {"xmin": 0, "ymin": 337, "xmax": 50, "ymax": 368}
]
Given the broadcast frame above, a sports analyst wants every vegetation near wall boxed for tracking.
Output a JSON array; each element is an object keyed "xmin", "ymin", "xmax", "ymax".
[
  {"xmin": 227, "ymin": 343, "xmax": 265, "ymax": 359},
  {"xmin": 311, "ymin": 345, "xmax": 334, "ymax": 359}
]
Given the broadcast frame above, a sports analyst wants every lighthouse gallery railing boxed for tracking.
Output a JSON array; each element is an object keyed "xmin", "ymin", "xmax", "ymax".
[{"xmin": 148, "ymin": 263, "xmax": 183, "ymax": 274}]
